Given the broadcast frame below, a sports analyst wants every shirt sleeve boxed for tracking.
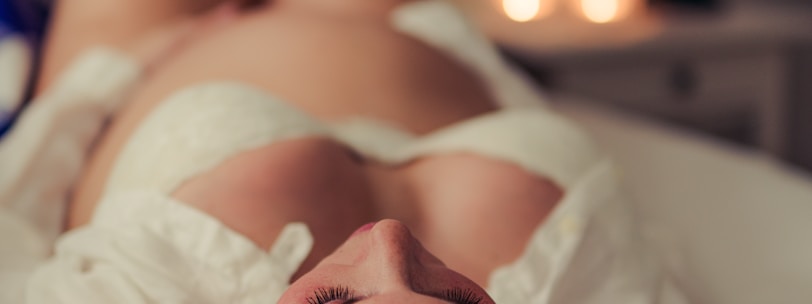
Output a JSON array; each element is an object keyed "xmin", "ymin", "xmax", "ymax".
[
  {"xmin": 26, "ymin": 191, "xmax": 311, "ymax": 303},
  {"xmin": 0, "ymin": 48, "xmax": 142, "ymax": 304}
]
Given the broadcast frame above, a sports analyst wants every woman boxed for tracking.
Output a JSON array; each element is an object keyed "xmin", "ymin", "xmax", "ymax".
[{"xmin": 0, "ymin": 0, "xmax": 658, "ymax": 302}]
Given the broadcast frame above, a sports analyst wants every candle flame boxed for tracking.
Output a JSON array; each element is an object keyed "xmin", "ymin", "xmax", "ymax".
[
  {"xmin": 502, "ymin": 0, "xmax": 542, "ymax": 22},
  {"xmin": 581, "ymin": 0, "xmax": 620, "ymax": 23}
]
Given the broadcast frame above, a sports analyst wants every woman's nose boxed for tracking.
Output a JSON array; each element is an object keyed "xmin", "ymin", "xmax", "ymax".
[{"xmin": 366, "ymin": 220, "xmax": 422, "ymax": 286}]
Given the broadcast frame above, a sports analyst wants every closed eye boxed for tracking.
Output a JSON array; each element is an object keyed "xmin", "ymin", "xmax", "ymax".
[{"xmin": 304, "ymin": 286, "xmax": 484, "ymax": 304}]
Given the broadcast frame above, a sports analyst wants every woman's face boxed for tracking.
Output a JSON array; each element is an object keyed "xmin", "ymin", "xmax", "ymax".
[{"xmin": 278, "ymin": 220, "xmax": 495, "ymax": 304}]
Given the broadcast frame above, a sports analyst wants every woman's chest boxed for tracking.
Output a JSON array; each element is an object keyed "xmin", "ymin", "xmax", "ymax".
[
  {"xmin": 168, "ymin": 137, "xmax": 561, "ymax": 282},
  {"xmin": 67, "ymin": 11, "xmax": 496, "ymax": 227}
]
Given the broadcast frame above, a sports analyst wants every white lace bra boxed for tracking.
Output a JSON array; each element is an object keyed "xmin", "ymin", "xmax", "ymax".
[{"xmin": 104, "ymin": 82, "xmax": 600, "ymax": 199}]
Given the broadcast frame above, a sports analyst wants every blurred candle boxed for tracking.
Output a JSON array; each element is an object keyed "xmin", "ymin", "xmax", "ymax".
[
  {"xmin": 501, "ymin": 0, "xmax": 556, "ymax": 22},
  {"xmin": 576, "ymin": 0, "xmax": 641, "ymax": 23}
]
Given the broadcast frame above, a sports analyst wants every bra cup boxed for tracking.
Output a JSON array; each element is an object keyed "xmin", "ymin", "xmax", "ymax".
[
  {"xmin": 404, "ymin": 109, "xmax": 602, "ymax": 190},
  {"xmin": 104, "ymin": 83, "xmax": 330, "ymax": 198}
]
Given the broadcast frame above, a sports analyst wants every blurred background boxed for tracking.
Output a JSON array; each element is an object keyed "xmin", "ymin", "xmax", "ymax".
[{"xmin": 448, "ymin": 0, "xmax": 812, "ymax": 172}]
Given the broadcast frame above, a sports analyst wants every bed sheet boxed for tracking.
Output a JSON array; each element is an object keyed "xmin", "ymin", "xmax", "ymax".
[{"xmin": 554, "ymin": 96, "xmax": 812, "ymax": 304}]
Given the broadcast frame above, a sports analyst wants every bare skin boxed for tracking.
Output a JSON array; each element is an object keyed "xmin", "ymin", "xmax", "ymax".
[
  {"xmin": 41, "ymin": 0, "xmax": 563, "ymax": 288},
  {"xmin": 278, "ymin": 220, "xmax": 498, "ymax": 304}
]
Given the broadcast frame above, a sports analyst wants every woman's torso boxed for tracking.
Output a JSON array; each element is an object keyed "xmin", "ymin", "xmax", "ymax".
[{"xmin": 67, "ymin": 3, "xmax": 561, "ymax": 286}]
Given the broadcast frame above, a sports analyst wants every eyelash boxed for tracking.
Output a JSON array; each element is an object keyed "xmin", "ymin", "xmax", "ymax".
[
  {"xmin": 444, "ymin": 287, "xmax": 484, "ymax": 304},
  {"xmin": 306, "ymin": 286, "xmax": 355, "ymax": 304},
  {"xmin": 305, "ymin": 286, "xmax": 483, "ymax": 304}
]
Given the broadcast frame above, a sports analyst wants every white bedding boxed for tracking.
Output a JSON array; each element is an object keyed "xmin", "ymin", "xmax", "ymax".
[{"xmin": 554, "ymin": 97, "xmax": 812, "ymax": 304}]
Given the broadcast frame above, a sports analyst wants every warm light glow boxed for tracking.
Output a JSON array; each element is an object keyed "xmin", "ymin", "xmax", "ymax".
[
  {"xmin": 502, "ymin": 0, "xmax": 550, "ymax": 22},
  {"xmin": 581, "ymin": 0, "xmax": 620, "ymax": 23}
]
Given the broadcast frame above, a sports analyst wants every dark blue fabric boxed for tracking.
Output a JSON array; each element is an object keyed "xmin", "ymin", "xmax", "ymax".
[
  {"xmin": 0, "ymin": 0, "xmax": 51, "ymax": 40},
  {"xmin": 0, "ymin": 0, "xmax": 51, "ymax": 139},
  {"xmin": 0, "ymin": 112, "xmax": 13, "ymax": 136}
]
